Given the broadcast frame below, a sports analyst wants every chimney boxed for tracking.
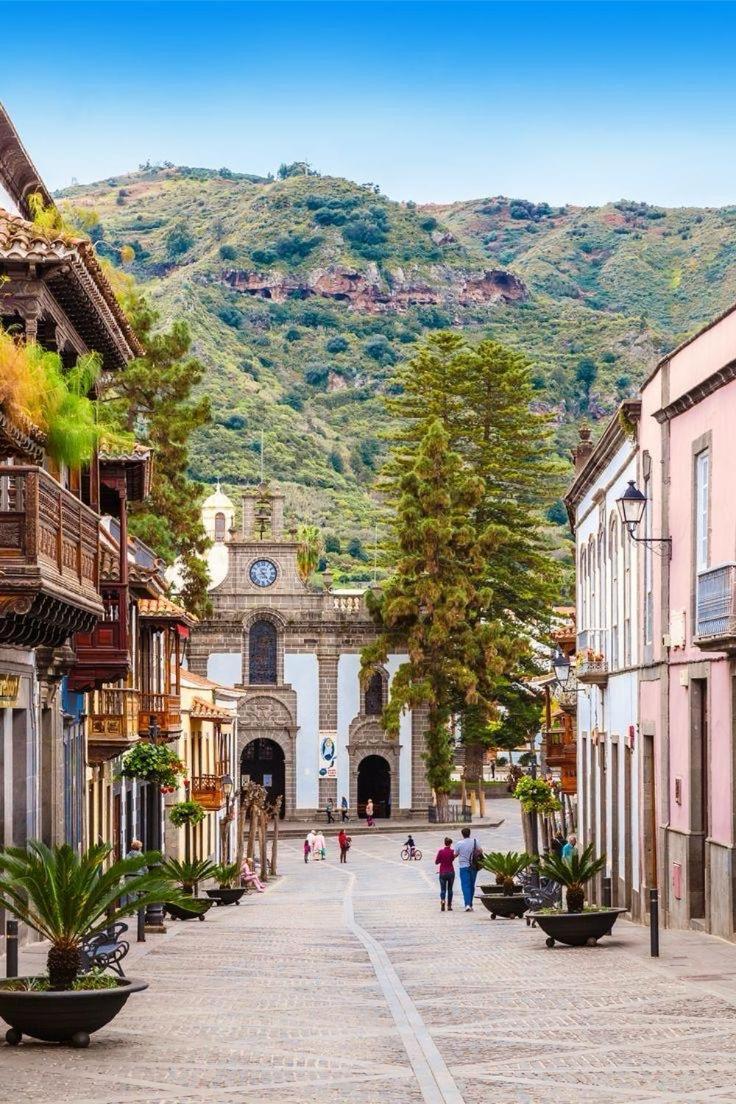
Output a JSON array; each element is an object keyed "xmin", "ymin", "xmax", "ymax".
[{"xmin": 572, "ymin": 425, "xmax": 593, "ymax": 474}]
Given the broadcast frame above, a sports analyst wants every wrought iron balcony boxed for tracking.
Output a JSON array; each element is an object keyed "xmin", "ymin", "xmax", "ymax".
[
  {"xmin": 138, "ymin": 692, "xmax": 182, "ymax": 738},
  {"xmin": 69, "ymin": 583, "xmax": 130, "ymax": 691},
  {"xmin": 87, "ymin": 688, "xmax": 140, "ymax": 764},
  {"xmin": 0, "ymin": 465, "xmax": 102, "ymax": 647},
  {"xmin": 575, "ymin": 629, "xmax": 609, "ymax": 685},
  {"xmin": 190, "ymin": 774, "xmax": 226, "ymax": 811},
  {"xmin": 695, "ymin": 564, "xmax": 736, "ymax": 652}
]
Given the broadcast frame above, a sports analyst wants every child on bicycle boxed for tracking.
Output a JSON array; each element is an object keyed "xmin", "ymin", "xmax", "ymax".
[{"xmin": 404, "ymin": 834, "xmax": 416, "ymax": 858}]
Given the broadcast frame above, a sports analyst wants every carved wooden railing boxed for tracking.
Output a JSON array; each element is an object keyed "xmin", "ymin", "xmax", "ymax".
[
  {"xmin": 0, "ymin": 465, "xmax": 102, "ymax": 647},
  {"xmin": 190, "ymin": 774, "xmax": 226, "ymax": 811},
  {"xmin": 87, "ymin": 688, "xmax": 140, "ymax": 763},
  {"xmin": 138, "ymin": 692, "xmax": 182, "ymax": 737},
  {"xmin": 70, "ymin": 582, "xmax": 130, "ymax": 690}
]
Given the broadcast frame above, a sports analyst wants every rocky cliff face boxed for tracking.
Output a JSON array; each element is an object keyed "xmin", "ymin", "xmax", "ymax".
[{"xmin": 220, "ymin": 264, "xmax": 527, "ymax": 312}]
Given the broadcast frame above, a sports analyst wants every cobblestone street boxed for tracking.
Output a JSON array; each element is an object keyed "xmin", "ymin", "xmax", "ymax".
[{"xmin": 8, "ymin": 802, "xmax": 736, "ymax": 1103}]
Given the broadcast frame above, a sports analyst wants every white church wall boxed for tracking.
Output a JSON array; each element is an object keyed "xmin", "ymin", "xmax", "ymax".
[
  {"xmin": 387, "ymin": 654, "xmax": 412, "ymax": 809},
  {"xmin": 337, "ymin": 654, "xmax": 361, "ymax": 806},
  {"xmin": 206, "ymin": 652, "xmax": 241, "ymax": 687},
  {"xmin": 285, "ymin": 652, "xmax": 319, "ymax": 809}
]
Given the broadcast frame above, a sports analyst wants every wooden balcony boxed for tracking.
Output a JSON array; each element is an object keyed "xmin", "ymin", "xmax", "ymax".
[
  {"xmin": 190, "ymin": 774, "xmax": 226, "ymax": 811},
  {"xmin": 694, "ymin": 564, "xmax": 736, "ymax": 653},
  {"xmin": 545, "ymin": 728, "xmax": 577, "ymax": 768},
  {"xmin": 138, "ymin": 692, "xmax": 182, "ymax": 739},
  {"xmin": 69, "ymin": 583, "xmax": 130, "ymax": 691},
  {"xmin": 87, "ymin": 688, "xmax": 140, "ymax": 764},
  {"xmin": 0, "ymin": 465, "xmax": 102, "ymax": 648}
]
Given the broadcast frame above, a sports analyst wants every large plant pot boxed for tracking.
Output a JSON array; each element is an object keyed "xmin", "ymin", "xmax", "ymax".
[
  {"xmin": 479, "ymin": 884, "xmax": 506, "ymax": 895},
  {"xmin": 478, "ymin": 892, "xmax": 527, "ymax": 919},
  {"xmin": 528, "ymin": 907, "xmax": 627, "ymax": 947},
  {"xmin": 165, "ymin": 898, "xmax": 213, "ymax": 921},
  {"xmin": 0, "ymin": 977, "xmax": 147, "ymax": 1047},
  {"xmin": 206, "ymin": 887, "xmax": 246, "ymax": 906}
]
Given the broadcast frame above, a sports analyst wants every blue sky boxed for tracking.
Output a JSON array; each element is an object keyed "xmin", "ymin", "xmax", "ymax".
[{"xmin": 3, "ymin": 1, "xmax": 736, "ymax": 206}]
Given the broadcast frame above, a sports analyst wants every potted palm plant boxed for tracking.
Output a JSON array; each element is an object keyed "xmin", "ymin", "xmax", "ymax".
[
  {"xmin": 159, "ymin": 858, "xmax": 216, "ymax": 920},
  {"xmin": 528, "ymin": 843, "xmax": 626, "ymax": 947},
  {"xmin": 206, "ymin": 863, "xmax": 246, "ymax": 906},
  {"xmin": 0, "ymin": 840, "xmax": 200, "ymax": 1047},
  {"xmin": 477, "ymin": 852, "xmax": 532, "ymax": 918}
]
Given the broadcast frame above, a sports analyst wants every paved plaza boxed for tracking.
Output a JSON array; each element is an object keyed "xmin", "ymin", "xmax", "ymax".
[{"xmin": 8, "ymin": 801, "xmax": 736, "ymax": 1103}]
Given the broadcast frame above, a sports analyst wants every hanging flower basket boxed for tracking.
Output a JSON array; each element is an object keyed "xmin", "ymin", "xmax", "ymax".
[
  {"xmin": 513, "ymin": 775, "xmax": 561, "ymax": 815},
  {"xmin": 119, "ymin": 744, "xmax": 186, "ymax": 788},
  {"xmin": 169, "ymin": 800, "xmax": 206, "ymax": 828}
]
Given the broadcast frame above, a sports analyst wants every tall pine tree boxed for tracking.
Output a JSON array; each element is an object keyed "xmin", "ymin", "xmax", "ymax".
[{"xmin": 371, "ymin": 333, "xmax": 561, "ymax": 797}]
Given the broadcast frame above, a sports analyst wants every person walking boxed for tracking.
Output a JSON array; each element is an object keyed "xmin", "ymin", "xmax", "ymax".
[
  {"xmin": 303, "ymin": 836, "xmax": 311, "ymax": 863},
  {"xmin": 314, "ymin": 829, "xmax": 327, "ymax": 860},
  {"xmin": 365, "ymin": 798, "xmax": 374, "ymax": 827},
  {"xmin": 435, "ymin": 836, "xmax": 456, "ymax": 911},
  {"xmin": 561, "ymin": 833, "xmax": 577, "ymax": 860},
  {"xmin": 306, "ymin": 828, "xmax": 317, "ymax": 861},
  {"xmin": 551, "ymin": 831, "xmax": 566, "ymax": 857},
  {"xmin": 454, "ymin": 826, "xmax": 482, "ymax": 911},
  {"xmin": 341, "ymin": 796, "xmax": 349, "ymax": 822},
  {"xmin": 326, "ymin": 798, "xmax": 335, "ymax": 824},
  {"xmin": 490, "ymin": 760, "xmax": 496, "ymax": 781},
  {"xmin": 338, "ymin": 828, "xmax": 350, "ymax": 863}
]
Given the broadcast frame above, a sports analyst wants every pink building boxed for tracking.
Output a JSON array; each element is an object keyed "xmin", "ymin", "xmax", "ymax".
[{"xmin": 638, "ymin": 305, "xmax": 736, "ymax": 937}]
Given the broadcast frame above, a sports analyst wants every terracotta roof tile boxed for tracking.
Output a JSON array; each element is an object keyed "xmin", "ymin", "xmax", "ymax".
[
  {"xmin": 138, "ymin": 596, "xmax": 197, "ymax": 625},
  {"xmin": 190, "ymin": 696, "xmax": 234, "ymax": 722}
]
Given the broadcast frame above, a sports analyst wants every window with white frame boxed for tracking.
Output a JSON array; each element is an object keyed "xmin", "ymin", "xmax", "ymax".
[
  {"xmin": 643, "ymin": 476, "xmax": 653, "ymax": 647},
  {"xmin": 622, "ymin": 520, "xmax": 632, "ymax": 665},
  {"xmin": 588, "ymin": 535, "xmax": 596, "ymax": 648},
  {"xmin": 695, "ymin": 449, "xmax": 710, "ymax": 573},
  {"xmin": 610, "ymin": 515, "xmax": 619, "ymax": 669},
  {"xmin": 580, "ymin": 548, "xmax": 588, "ymax": 630},
  {"xmin": 598, "ymin": 529, "xmax": 606, "ymax": 656}
]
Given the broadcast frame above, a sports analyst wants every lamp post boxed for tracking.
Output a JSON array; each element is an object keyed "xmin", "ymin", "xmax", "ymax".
[
  {"xmin": 144, "ymin": 718, "xmax": 166, "ymax": 931},
  {"xmin": 616, "ymin": 480, "xmax": 671, "ymax": 552},
  {"xmin": 221, "ymin": 772, "xmax": 234, "ymax": 862}
]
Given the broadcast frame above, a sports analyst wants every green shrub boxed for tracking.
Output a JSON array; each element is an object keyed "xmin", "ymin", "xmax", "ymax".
[
  {"xmin": 219, "ymin": 308, "xmax": 242, "ymax": 329},
  {"xmin": 219, "ymin": 244, "xmax": 237, "ymax": 261},
  {"xmin": 326, "ymin": 336, "xmax": 349, "ymax": 354},
  {"xmin": 166, "ymin": 223, "xmax": 194, "ymax": 257}
]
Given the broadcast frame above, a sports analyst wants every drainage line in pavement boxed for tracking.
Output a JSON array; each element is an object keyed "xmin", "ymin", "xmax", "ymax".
[{"xmin": 342, "ymin": 872, "xmax": 465, "ymax": 1104}]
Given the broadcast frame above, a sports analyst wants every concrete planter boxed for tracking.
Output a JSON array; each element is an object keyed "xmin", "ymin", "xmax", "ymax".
[
  {"xmin": 528, "ymin": 907, "xmax": 627, "ymax": 947},
  {"xmin": 165, "ymin": 898, "xmax": 214, "ymax": 921},
  {"xmin": 206, "ymin": 887, "xmax": 246, "ymax": 906},
  {"xmin": 0, "ymin": 977, "xmax": 147, "ymax": 1047},
  {"xmin": 478, "ymin": 892, "xmax": 527, "ymax": 919}
]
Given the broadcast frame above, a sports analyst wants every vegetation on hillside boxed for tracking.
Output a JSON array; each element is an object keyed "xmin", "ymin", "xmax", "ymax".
[{"xmin": 56, "ymin": 166, "xmax": 736, "ymax": 577}]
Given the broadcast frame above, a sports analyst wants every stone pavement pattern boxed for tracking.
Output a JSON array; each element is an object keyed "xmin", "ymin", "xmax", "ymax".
[{"xmin": 8, "ymin": 800, "xmax": 736, "ymax": 1103}]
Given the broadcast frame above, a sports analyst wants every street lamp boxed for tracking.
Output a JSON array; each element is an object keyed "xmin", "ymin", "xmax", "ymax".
[
  {"xmin": 145, "ymin": 717, "xmax": 166, "ymax": 931},
  {"xmin": 552, "ymin": 647, "xmax": 572, "ymax": 689},
  {"xmin": 616, "ymin": 480, "xmax": 671, "ymax": 550}
]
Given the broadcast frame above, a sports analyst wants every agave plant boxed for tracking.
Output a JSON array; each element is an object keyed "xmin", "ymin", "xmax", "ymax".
[
  {"xmin": 537, "ymin": 842, "xmax": 606, "ymax": 913},
  {"xmin": 160, "ymin": 857, "xmax": 217, "ymax": 894},
  {"xmin": 211, "ymin": 862, "xmax": 239, "ymax": 888},
  {"xmin": 0, "ymin": 841, "xmax": 200, "ymax": 990},
  {"xmin": 480, "ymin": 851, "xmax": 533, "ymax": 894}
]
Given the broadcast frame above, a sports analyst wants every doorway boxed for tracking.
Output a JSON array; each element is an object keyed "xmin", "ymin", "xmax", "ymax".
[
  {"xmin": 241, "ymin": 738, "xmax": 286, "ymax": 818},
  {"xmin": 689, "ymin": 679, "xmax": 708, "ymax": 919},
  {"xmin": 357, "ymin": 754, "xmax": 391, "ymax": 818}
]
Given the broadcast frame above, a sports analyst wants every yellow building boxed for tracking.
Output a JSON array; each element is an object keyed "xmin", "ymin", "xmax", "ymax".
[{"xmin": 164, "ymin": 670, "xmax": 239, "ymax": 863}]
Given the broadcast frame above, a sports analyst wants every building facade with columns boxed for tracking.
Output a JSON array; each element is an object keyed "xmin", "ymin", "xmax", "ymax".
[{"xmin": 190, "ymin": 483, "xmax": 430, "ymax": 820}]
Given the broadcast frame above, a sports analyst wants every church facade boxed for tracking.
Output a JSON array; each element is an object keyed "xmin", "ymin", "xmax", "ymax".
[{"xmin": 188, "ymin": 484, "xmax": 431, "ymax": 820}]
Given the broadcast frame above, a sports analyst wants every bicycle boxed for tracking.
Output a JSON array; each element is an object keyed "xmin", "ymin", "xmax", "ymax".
[{"xmin": 401, "ymin": 846, "xmax": 423, "ymax": 861}]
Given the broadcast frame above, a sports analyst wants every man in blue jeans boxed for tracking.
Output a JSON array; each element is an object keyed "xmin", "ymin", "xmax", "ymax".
[{"xmin": 454, "ymin": 826, "xmax": 481, "ymax": 911}]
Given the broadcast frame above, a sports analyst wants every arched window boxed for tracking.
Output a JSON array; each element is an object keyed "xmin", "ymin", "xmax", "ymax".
[
  {"xmin": 588, "ymin": 536, "xmax": 597, "ymax": 643},
  {"xmin": 214, "ymin": 512, "xmax": 227, "ymax": 542},
  {"xmin": 365, "ymin": 671, "xmax": 384, "ymax": 716},
  {"xmin": 609, "ymin": 516, "xmax": 619, "ymax": 669},
  {"xmin": 580, "ymin": 549, "xmax": 587, "ymax": 631},
  {"xmin": 249, "ymin": 620, "xmax": 277, "ymax": 684}
]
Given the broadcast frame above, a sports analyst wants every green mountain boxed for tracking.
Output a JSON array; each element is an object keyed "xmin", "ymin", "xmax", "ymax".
[{"xmin": 56, "ymin": 166, "xmax": 736, "ymax": 580}]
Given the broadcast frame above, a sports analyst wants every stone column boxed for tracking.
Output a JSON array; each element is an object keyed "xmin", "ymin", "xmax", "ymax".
[
  {"xmin": 317, "ymin": 649, "xmax": 339, "ymax": 812},
  {"xmin": 271, "ymin": 495, "xmax": 285, "ymax": 538},
  {"xmin": 411, "ymin": 705, "xmax": 432, "ymax": 814},
  {"xmin": 241, "ymin": 495, "xmax": 255, "ymax": 537}
]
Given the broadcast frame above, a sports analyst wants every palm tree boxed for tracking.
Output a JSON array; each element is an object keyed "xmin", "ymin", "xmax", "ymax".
[
  {"xmin": 296, "ymin": 524, "xmax": 322, "ymax": 583},
  {"xmin": 537, "ymin": 843, "xmax": 606, "ymax": 912},
  {"xmin": 0, "ymin": 841, "xmax": 198, "ymax": 990},
  {"xmin": 480, "ymin": 851, "xmax": 533, "ymax": 894},
  {"xmin": 159, "ymin": 857, "xmax": 217, "ymax": 894}
]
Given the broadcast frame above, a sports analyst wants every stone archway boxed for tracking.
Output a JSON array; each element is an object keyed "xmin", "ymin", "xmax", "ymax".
[
  {"xmin": 347, "ymin": 717, "xmax": 400, "ymax": 819},
  {"xmin": 238, "ymin": 692, "xmax": 297, "ymax": 817}
]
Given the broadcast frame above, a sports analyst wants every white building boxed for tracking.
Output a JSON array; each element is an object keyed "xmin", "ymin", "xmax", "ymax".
[{"xmin": 564, "ymin": 407, "xmax": 643, "ymax": 915}]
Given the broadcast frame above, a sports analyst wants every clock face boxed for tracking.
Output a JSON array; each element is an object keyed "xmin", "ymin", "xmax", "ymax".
[{"xmin": 249, "ymin": 559, "xmax": 277, "ymax": 588}]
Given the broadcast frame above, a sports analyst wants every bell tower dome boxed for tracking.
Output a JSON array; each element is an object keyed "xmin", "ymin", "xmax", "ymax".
[{"xmin": 202, "ymin": 482, "xmax": 235, "ymax": 589}]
